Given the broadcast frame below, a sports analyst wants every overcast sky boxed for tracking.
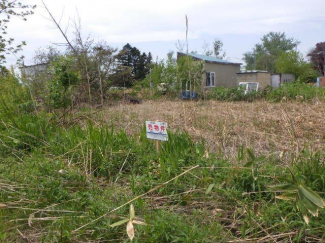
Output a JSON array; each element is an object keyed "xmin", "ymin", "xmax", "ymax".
[{"xmin": 5, "ymin": 0, "xmax": 325, "ymax": 67}]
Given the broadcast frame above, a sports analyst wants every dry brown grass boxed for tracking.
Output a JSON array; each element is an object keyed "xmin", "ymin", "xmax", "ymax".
[{"xmin": 101, "ymin": 100, "xmax": 325, "ymax": 161}]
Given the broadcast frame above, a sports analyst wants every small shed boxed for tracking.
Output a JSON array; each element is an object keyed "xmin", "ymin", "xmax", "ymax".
[
  {"xmin": 20, "ymin": 63, "xmax": 49, "ymax": 79},
  {"xmin": 177, "ymin": 52, "xmax": 242, "ymax": 88},
  {"xmin": 271, "ymin": 73, "xmax": 295, "ymax": 89},
  {"xmin": 237, "ymin": 71, "xmax": 271, "ymax": 90}
]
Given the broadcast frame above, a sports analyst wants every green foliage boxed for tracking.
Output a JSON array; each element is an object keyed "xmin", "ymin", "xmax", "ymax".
[
  {"xmin": 0, "ymin": 111, "xmax": 324, "ymax": 241},
  {"xmin": 0, "ymin": 70, "xmax": 34, "ymax": 121},
  {"xmin": 243, "ymin": 32, "xmax": 300, "ymax": 72},
  {"xmin": 48, "ymin": 56, "xmax": 80, "ymax": 108},
  {"xmin": 177, "ymin": 56, "xmax": 204, "ymax": 93},
  {"xmin": 143, "ymin": 55, "xmax": 204, "ymax": 97},
  {"xmin": 269, "ymin": 167, "xmax": 324, "ymax": 224},
  {"xmin": 206, "ymin": 82, "xmax": 325, "ymax": 102},
  {"xmin": 207, "ymin": 86, "xmax": 264, "ymax": 101},
  {"xmin": 115, "ymin": 43, "xmax": 152, "ymax": 86},
  {"xmin": 275, "ymin": 51, "xmax": 319, "ymax": 83},
  {"xmin": 266, "ymin": 82, "xmax": 325, "ymax": 101}
]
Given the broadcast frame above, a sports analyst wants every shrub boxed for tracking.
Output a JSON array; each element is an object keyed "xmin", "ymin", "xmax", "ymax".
[
  {"xmin": 47, "ymin": 56, "xmax": 80, "ymax": 109},
  {"xmin": 266, "ymin": 82, "xmax": 325, "ymax": 101},
  {"xmin": 206, "ymin": 86, "xmax": 264, "ymax": 101}
]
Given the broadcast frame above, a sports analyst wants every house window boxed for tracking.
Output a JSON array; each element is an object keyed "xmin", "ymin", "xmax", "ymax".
[{"xmin": 206, "ymin": 72, "xmax": 215, "ymax": 87}]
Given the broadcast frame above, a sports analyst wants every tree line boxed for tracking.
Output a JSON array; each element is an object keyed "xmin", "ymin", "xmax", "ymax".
[{"xmin": 243, "ymin": 32, "xmax": 324, "ymax": 81}]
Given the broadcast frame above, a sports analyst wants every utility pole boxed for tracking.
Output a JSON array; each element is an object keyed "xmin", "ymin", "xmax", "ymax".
[{"xmin": 254, "ymin": 53, "xmax": 256, "ymax": 71}]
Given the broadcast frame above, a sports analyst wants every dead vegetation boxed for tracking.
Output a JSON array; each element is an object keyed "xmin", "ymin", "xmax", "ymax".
[{"xmin": 101, "ymin": 100, "xmax": 325, "ymax": 161}]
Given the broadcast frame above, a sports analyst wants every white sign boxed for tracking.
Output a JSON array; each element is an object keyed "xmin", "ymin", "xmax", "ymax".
[{"xmin": 146, "ymin": 121, "xmax": 168, "ymax": 141}]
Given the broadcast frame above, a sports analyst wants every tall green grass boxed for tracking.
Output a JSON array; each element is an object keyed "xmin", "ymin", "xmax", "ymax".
[{"xmin": 1, "ymin": 108, "xmax": 324, "ymax": 242}]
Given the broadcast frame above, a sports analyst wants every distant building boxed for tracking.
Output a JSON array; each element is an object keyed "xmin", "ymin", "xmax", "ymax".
[
  {"xmin": 271, "ymin": 73, "xmax": 295, "ymax": 89},
  {"xmin": 177, "ymin": 52, "xmax": 242, "ymax": 89},
  {"xmin": 20, "ymin": 63, "xmax": 49, "ymax": 79},
  {"xmin": 237, "ymin": 71, "xmax": 271, "ymax": 90}
]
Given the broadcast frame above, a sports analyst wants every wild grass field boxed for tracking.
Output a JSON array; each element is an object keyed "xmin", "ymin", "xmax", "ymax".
[
  {"xmin": 101, "ymin": 100, "xmax": 325, "ymax": 161},
  {"xmin": 0, "ymin": 98, "xmax": 324, "ymax": 242}
]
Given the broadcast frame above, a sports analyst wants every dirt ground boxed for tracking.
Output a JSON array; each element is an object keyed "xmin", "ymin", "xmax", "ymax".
[{"xmin": 101, "ymin": 100, "xmax": 325, "ymax": 161}]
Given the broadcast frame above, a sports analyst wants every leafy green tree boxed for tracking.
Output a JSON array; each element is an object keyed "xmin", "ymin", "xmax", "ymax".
[
  {"xmin": 143, "ymin": 53, "xmax": 203, "ymax": 96},
  {"xmin": 243, "ymin": 32, "xmax": 300, "ymax": 72},
  {"xmin": 0, "ymin": 0, "xmax": 36, "ymax": 70},
  {"xmin": 275, "ymin": 51, "xmax": 318, "ymax": 83},
  {"xmin": 162, "ymin": 54, "xmax": 177, "ymax": 92},
  {"xmin": 177, "ymin": 56, "xmax": 204, "ymax": 93}
]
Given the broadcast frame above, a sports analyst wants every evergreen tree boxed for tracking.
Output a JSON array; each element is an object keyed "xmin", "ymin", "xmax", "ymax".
[
  {"xmin": 114, "ymin": 43, "xmax": 152, "ymax": 85},
  {"xmin": 118, "ymin": 43, "xmax": 133, "ymax": 67},
  {"xmin": 135, "ymin": 52, "xmax": 147, "ymax": 80}
]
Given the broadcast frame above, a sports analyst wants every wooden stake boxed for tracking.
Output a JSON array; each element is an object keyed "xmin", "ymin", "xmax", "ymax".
[{"xmin": 155, "ymin": 140, "xmax": 160, "ymax": 152}]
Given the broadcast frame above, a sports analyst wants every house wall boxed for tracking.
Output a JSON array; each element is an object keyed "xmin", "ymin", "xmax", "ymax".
[
  {"xmin": 237, "ymin": 73, "xmax": 271, "ymax": 90},
  {"xmin": 237, "ymin": 73, "xmax": 258, "ymax": 83},
  {"xmin": 257, "ymin": 73, "xmax": 271, "ymax": 89},
  {"xmin": 204, "ymin": 62, "xmax": 240, "ymax": 88}
]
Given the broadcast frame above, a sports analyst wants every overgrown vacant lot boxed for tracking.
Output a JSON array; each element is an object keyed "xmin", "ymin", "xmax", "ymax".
[
  {"xmin": 1, "ymin": 100, "xmax": 325, "ymax": 242},
  {"xmin": 103, "ymin": 100, "xmax": 325, "ymax": 159}
]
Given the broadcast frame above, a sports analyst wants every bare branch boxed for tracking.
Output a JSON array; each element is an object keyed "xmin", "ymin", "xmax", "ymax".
[{"xmin": 41, "ymin": 0, "xmax": 77, "ymax": 54}]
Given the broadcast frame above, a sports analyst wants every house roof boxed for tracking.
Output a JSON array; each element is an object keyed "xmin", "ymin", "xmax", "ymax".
[
  {"xmin": 20, "ymin": 63, "xmax": 49, "ymax": 69},
  {"xmin": 178, "ymin": 52, "xmax": 242, "ymax": 65}
]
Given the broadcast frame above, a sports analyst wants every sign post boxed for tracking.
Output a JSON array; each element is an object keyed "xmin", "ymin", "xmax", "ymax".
[{"xmin": 146, "ymin": 121, "xmax": 168, "ymax": 152}]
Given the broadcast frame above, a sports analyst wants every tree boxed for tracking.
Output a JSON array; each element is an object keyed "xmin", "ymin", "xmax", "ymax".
[
  {"xmin": 136, "ymin": 52, "xmax": 148, "ymax": 80},
  {"xmin": 115, "ymin": 43, "xmax": 152, "ymax": 85},
  {"xmin": 200, "ymin": 39, "xmax": 226, "ymax": 58},
  {"xmin": 275, "ymin": 51, "xmax": 318, "ymax": 83},
  {"xmin": 243, "ymin": 32, "xmax": 300, "ymax": 72},
  {"xmin": 0, "ymin": 0, "xmax": 36, "ymax": 70},
  {"xmin": 213, "ymin": 39, "xmax": 226, "ymax": 59},
  {"xmin": 33, "ymin": 46, "xmax": 61, "ymax": 64},
  {"xmin": 177, "ymin": 56, "xmax": 204, "ymax": 93},
  {"xmin": 307, "ymin": 42, "xmax": 325, "ymax": 76}
]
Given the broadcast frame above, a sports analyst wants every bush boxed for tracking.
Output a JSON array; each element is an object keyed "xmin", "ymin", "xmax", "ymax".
[
  {"xmin": 205, "ymin": 82, "xmax": 325, "ymax": 102},
  {"xmin": 206, "ymin": 86, "xmax": 264, "ymax": 101},
  {"xmin": 47, "ymin": 56, "xmax": 80, "ymax": 109},
  {"xmin": 0, "ymin": 70, "xmax": 34, "ymax": 121},
  {"xmin": 266, "ymin": 82, "xmax": 325, "ymax": 101}
]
